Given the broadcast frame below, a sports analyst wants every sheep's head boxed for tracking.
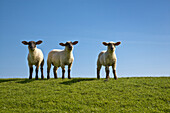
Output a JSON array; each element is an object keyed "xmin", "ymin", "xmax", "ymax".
[
  {"xmin": 103, "ymin": 41, "xmax": 121, "ymax": 52},
  {"xmin": 59, "ymin": 41, "xmax": 78, "ymax": 51},
  {"xmin": 22, "ymin": 40, "xmax": 43, "ymax": 51}
]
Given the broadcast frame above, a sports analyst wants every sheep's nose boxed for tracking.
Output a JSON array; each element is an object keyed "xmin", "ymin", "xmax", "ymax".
[
  {"xmin": 69, "ymin": 47, "xmax": 72, "ymax": 50},
  {"xmin": 30, "ymin": 47, "xmax": 35, "ymax": 51},
  {"xmin": 68, "ymin": 45, "xmax": 72, "ymax": 49}
]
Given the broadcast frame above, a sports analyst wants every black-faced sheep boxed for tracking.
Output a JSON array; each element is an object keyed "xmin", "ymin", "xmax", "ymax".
[
  {"xmin": 47, "ymin": 41, "xmax": 78, "ymax": 79},
  {"xmin": 22, "ymin": 40, "xmax": 44, "ymax": 79},
  {"xmin": 97, "ymin": 41, "xmax": 121, "ymax": 80}
]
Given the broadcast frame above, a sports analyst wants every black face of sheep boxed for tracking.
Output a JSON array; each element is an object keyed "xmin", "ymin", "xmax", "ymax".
[
  {"xmin": 22, "ymin": 40, "xmax": 42, "ymax": 51},
  {"xmin": 59, "ymin": 41, "xmax": 78, "ymax": 51},
  {"xmin": 65, "ymin": 42, "xmax": 73, "ymax": 50},
  {"xmin": 103, "ymin": 42, "xmax": 121, "ymax": 52}
]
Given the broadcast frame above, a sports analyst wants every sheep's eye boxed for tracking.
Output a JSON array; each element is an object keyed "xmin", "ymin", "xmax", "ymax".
[
  {"xmin": 65, "ymin": 43, "xmax": 69, "ymax": 45},
  {"xmin": 66, "ymin": 43, "xmax": 72, "ymax": 46},
  {"xmin": 28, "ymin": 43, "xmax": 31, "ymax": 46},
  {"xmin": 108, "ymin": 43, "xmax": 112, "ymax": 46}
]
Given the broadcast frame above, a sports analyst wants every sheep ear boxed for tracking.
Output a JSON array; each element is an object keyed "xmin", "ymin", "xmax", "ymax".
[
  {"xmin": 22, "ymin": 41, "xmax": 29, "ymax": 45},
  {"xmin": 102, "ymin": 42, "xmax": 108, "ymax": 46},
  {"xmin": 114, "ymin": 42, "xmax": 121, "ymax": 46},
  {"xmin": 59, "ymin": 43, "xmax": 66, "ymax": 46},
  {"xmin": 72, "ymin": 41, "xmax": 78, "ymax": 45},
  {"xmin": 36, "ymin": 40, "xmax": 43, "ymax": 45}
]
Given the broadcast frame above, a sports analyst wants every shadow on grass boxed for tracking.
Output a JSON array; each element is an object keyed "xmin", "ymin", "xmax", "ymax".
[
  {"xmin": 16, "ymin": 78, "xmax": 47, "ymax": 84},
  {"xmin": 0, "ymin": 78, "xmax": 42, "ymax": 84},
  {"xmin": 0, "ymin": 78, "xmax": 46, "ymax": 84},
  {"xmin": 0, "ymin": 79, "xmax": 21, "ymax": 83},
  {"xmin": 16, "ymin": 79, "xmax": 36, "ymax": 84},
  {"xmin": 60, "ymin": 78, "xmax": 96, "ymax": 85}
]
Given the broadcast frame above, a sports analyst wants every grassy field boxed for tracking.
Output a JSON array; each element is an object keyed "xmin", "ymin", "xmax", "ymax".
[{"xmin": 0, "ymin": 77, "xmax": 169, "ymax": 113}]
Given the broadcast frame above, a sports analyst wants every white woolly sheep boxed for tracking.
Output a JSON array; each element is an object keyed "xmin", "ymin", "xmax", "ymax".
[
  {"xmin": 97, "ymin": 41, "xmax": 121, "ymax": 80},
  {"xmin": 22, "ymin": 40, "xmax": 44, "ymax": 79},
  {"xmin": 47, "ymin": 41, "xmax": 78, "ymax": 79}
]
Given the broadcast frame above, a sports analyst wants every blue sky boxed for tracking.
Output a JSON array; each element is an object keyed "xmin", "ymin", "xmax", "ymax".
[{"xmin": 0, "ymin": 0, "xmax": 170, "ymax": 78}]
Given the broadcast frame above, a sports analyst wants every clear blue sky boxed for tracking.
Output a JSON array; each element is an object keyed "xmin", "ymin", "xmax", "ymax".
[{"xmin": 0, "ymin": 0, "xmax": 170, "ymax": 78}]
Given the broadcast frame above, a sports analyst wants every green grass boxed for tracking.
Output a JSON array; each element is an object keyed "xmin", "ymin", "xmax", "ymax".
[{"xmin": 0, "ymin": 77, "xmax": 170, "ymax": 113}]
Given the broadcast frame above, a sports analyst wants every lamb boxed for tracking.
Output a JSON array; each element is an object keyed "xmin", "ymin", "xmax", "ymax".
[
  {"xmin": 22, "ymin": 40, "xmax": 44, "ymax": 79},
  {"xmin": 47, "ymin": 41, "xmax": 78, "ymax": 79},
  {"xmin": 97, "ymin": 41, "xmax": 121, "ymax": 80}
]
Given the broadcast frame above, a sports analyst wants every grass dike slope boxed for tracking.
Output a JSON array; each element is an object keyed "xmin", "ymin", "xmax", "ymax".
[{"xmin": 0, "ymin": 77, "xmax": 170, "ymax": 112}]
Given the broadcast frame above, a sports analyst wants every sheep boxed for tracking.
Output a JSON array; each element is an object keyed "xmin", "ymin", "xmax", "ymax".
[
  {"xmin": 47, "ymin": 41, "xmax": 78, "ymax": 79},
  {"xmin": 97, "ymin": 41, "xmax": 121, "ymax": 80},
  {"xmin": 22, "ymin": 40, "xmax": 44, "ymax": 80}
]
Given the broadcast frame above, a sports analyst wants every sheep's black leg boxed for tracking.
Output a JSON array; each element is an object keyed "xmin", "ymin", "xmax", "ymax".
[
  {"xmin": 105, "ymin": 66, "xmax": 110, "ymax": 79},
  {"xmin": 62, "ymin": 67, "xmax": 65, "ymax": 79},
  {"xmin": 47, "ymin": 63, "xmax": 51, "ymax": 79},
  {"xmin": 106, "ymin": 70, "xmax": 110, "ymax": 79},
  {"xmin": 47, "ymin": 69, "xmax": 50, "ymax": 79},
  {"xmin": 97, "ymin": 69, "xmax": 100, "ymax": 79},
  {"xmin": 68, "ymin": 69, "xmax": 71, "ymax": 79},
  {"xmin": 112, "ymin": 64, "xmax": 117, "ymax": 80},
  {"xmin": 97, "ymin": 61, "xmax": 101, "ymax": 79},
  {"xmin": 29, "ymin": 66, "xmax": 33, "ymax": 79},
  {"xmin": 40, "ymin": 60, "xmax": 44, "ymax": 79},
  {"xmin": 68, "ymin": 64, "xmax": 72, "ymax": 79},
  {"xmin": 35, "ymin": 66, "xmax": 39, "ymax": 80},
  {"xmin": 113, "ymin": 69, "xmax": 117, "ymax": 80},
  {"xmin": 53, "ymin": 66, "xmax": 58, "ymax": 79},
  {"xmin": 97, "ymin": 65, "xmax": 101, "ymax": 79}
]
